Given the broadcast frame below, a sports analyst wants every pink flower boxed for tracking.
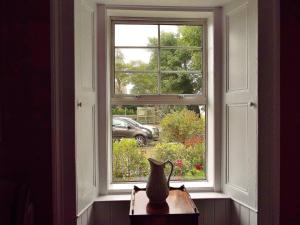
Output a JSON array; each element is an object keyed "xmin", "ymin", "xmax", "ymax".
[{"xmin": 175, "ymin": 159, "xmax": 183, "ymax": 169}]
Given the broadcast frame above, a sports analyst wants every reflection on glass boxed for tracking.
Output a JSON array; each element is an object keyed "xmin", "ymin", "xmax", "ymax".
[
  {"xmin": 160, "ymin": 25, "xmax": 202, "ymax": 47},
  {"xmin": 115, "ymin": 48, "xmax": 157, "ymax": 71},
  {"xmin": 160, "ymin": 49, "xmax": 202, "ymax": 71},
  {"xmin": 161, "ymin": 72, "xmax": 203, "ymax": 94},
  {"xmin": 115, "ymin": 73, "xmax": 158, "ymax": 95},
  {"xmin": 111, "ymin": 104, "xmax": 206, "ymax": 183},
  {"xmin": 115, "ymin": 24, "xmax": 158, "ymax": 46}
]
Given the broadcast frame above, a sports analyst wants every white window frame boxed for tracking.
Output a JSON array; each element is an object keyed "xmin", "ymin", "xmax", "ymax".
[{"xmin": 98, "ymin": 8, "xmax": 221, "ymax": 194}]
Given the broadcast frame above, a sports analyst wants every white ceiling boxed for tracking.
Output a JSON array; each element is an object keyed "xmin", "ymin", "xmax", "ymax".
[{"xmin": 97, "ymin": 0, "xmax": 233, "ymax": 7}]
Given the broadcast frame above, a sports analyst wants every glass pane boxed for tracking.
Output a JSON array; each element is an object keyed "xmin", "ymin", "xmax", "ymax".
[
  {"xmin": 111, "ymin": 105, "xmax": 206, "ymax": 183},
  {"xmin": 115, "ymin": 72, "xmax": 158, "ymax": 95},
  {"xmin": 115, "ymin": 48, "xmax": 157, "ymax": 71},
  {"xmin": 161, "ymin": 72, "xmax": 203, "ymax": 94},
  {"xmin": 115, "ymin": 24, "xmax": 158, "ymax": 46},
  {"xmin": 160, "ymin": 25, "xmax": 202, "ymax": 47},
  {"xmin": 160, "ymin": 49, "xmax": 202, "ymax": 71}
]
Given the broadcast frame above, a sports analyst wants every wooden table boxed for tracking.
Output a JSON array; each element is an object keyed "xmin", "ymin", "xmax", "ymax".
[{"xmin": 129, "ymin": 186, "xmax": 199, "ymax": 225}]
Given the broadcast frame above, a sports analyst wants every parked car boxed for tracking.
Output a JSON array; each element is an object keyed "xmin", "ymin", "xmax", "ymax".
[
  {"xmin": 116, "ymin": 117, "xmax": 159, "ymax": 140},
  {"xmin": 112, "ymin": 117, "xmax": 153, "ymax": 145}
]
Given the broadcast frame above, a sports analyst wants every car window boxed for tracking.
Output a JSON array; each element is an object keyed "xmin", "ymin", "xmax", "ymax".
[
  {"xmin": 120, "ymin": 117, "xmax": 139, "ymax": 127},
  {"xmin": 113, "ymin": 119, "xmax": 127, "ymax": 127}
]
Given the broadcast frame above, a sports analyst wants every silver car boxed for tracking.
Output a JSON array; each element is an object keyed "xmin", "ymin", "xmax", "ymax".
[{"xmin": 112, "ymin": 117, "xmax": 153, "ymax": 145}]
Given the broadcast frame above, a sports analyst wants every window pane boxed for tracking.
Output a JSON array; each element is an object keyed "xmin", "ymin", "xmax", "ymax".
[
  {"xmin": 115, "ymin": 72, "xmax": 158, "ymax": 95},
  {"xmin": 115, "ymin": 48, "xmax": 157, "ymax": 71},
  {"xmin": 160, "ymin": 49, "xmax": 202, "ymax": 71},
  {"xmin": 111, "ymin": 105, "xmax": 206, "ymax": 183},
  {"xmin": 115, "ymin": 24, "xmax": 158, "ymax": 46},
  {"xmin": 160, "ymin": 25, "xmax": 202, "ymax": 47},
  {"xmin": 161, "ymin": 72, "xmax": 203, "ymax": 94}
]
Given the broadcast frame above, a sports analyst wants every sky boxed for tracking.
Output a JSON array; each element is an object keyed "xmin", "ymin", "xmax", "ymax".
[{"xmin": 115, "ymin": 24, "xmax": 178, "ymax": 64}]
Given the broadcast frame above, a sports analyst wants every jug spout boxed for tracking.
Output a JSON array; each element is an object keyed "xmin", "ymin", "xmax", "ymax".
[{"xmin": 148, "ymin": 158, "xmax": 164, "ymax": 166}]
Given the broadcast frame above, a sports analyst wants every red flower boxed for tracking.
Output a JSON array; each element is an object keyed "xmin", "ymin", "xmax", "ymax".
[{"xmin": 194, "ymin": 163, "xmax": 203, "ymax": 171}]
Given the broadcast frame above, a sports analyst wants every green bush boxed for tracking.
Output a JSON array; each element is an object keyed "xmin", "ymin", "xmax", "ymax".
[
  {"xmin": 150, "ymin": 142, "xmax": 205, "ymax": 178},
  {"xmin": 160, "ymin": 108, "xmax": 205, "ymax": 143},
  {"xmin": 112, "ymin": 107, "xmax": 136, "ymax": 115},
  {"xmin": 112, "ymin": 138, "xmax": 149, "ymax": 181}
]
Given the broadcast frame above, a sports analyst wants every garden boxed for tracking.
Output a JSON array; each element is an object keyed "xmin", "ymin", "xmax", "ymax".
[{"xmin": 112, "ymin": 107, "xmax": 206, "ymax": 182}]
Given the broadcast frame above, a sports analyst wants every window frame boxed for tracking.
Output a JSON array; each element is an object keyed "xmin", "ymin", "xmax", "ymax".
[{"xmin": 99, "ymin": 9, "xmax": 220, "ymax": 194}]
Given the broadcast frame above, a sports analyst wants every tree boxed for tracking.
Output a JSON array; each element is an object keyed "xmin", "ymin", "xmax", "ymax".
[
  {"xmin": 115, "ymin": 25, "xmax": 204, "ymax": 96},
  {"xmin": 147, "ymin": 26, "xmax": 203, "ymax": 94}
]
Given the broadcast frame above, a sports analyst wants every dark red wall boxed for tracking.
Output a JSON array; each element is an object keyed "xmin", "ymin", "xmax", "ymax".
[
  {"xmin": 1, "ymin": 0, "xmax": 300, "ymax": 225},
  {"xmin": 281, "ymin": 1, "xmax": 300, "ymax": 225},
  {"xmin": 0, "ymin": 0, "xmax": 52, "ymax": 224}
]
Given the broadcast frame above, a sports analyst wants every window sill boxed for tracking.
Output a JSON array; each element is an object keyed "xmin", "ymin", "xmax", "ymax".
[
  {"xmin": 107, "ymin": 180, "xmax": 215, "ymax": 194},
  {"xmin": 94, "ymin": 192, "xmax": 229, "ymax": 202}
]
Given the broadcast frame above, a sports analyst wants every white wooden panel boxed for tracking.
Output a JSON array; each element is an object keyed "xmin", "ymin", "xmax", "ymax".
[
  {"xmin": 77, "ymin": 216, "xmax": 82, "ymax": 225},
  {"xmin": 226, "ymin": 104, "xmax": 248, "ymax": 192},
  {"xmin": 229, "ymin": 200, "xmax": 257, "ymax": 225},
  {"xmin": 223, "ymin": 0, "xmax": 257, "ymax": 210},
  {"xmin": 75, "ymin": 0, "xmax": 98, "ymax": 214},
  {"xmin": 226, "ymin": 4, "xmax": 248, "ymax": 92},
  {"xmin": 249, "ymin": 210, "xmax": 257, "ymax": 225},
  {"xmin": 240, "ymin": 205, "xmax": 250, "ymax": 225},
  {"xmin": 76, "ymin": 99, "xmax": 97, "ymax": 212},
  {"xmin": 81, "ymin": 210, "xmax": 88, "ymax": 225},
  {"xmin": 77, "ymin": 2, "xmax": 96, "ymax": 92}
]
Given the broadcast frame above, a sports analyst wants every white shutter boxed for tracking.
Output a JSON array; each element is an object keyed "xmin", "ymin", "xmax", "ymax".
[
  {"xmin": 222, "ymin": 0, "xmax": 258, "ymax": 209},
  {"xmin": 75, "ymin": 0, "xmax": 99, "ymax": 214}
]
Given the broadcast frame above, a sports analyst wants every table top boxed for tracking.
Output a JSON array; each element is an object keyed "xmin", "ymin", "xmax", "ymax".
[{"xmin": 130, "ymin": 189, "xmax": 198, "ymax": 216}]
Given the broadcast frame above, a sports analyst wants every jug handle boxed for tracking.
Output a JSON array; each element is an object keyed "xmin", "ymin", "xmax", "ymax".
[{"xmin": 165, "ymin": 160, "xmax": 174, "ymax": 188}]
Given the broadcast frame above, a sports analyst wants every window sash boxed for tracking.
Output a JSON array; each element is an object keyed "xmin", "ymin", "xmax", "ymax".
[
  {"xmin": 111, "ymin": 95, "xmax": 207, "ymax": 105},
  {"xmin": 111, "ymin": 18, "xmax": 208, "ymax": 98}
]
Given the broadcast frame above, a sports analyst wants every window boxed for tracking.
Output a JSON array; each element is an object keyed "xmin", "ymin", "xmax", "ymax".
[{"xmin": 110, "ymin": 19, "xmax": 208, "ymax": 184}]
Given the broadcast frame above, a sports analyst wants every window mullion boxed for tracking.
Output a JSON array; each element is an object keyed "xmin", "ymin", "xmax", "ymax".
[{"xmin": 158, "ymin": 24, "xmax": 161, "ymax": 95}]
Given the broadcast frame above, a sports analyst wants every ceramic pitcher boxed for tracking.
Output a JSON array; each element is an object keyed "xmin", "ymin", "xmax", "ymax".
[{"xmin": 146, "ymin": 158, "xmax": 174, "ymax": 204}]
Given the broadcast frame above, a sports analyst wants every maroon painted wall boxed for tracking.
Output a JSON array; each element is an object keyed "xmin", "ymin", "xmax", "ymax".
[
  {"xmin": 1, "ymin": 1, "xmax": 300, "ymax": 225},
  {"xmin": 0, "ymin": 0, "xmax": 53, "ymax": 224},
  {"xmin": 281, "ymin": 1, "xmax": 300, "ymax": 225}
]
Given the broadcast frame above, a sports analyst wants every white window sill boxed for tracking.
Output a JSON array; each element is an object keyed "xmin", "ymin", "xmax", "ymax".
[
  {"xmin": 94, "ymin": 192, "xmax": 229, "ymax": 202},
  {"xmin": 107, "ymin": 181, "xmax": 215, "ymax": 194}
]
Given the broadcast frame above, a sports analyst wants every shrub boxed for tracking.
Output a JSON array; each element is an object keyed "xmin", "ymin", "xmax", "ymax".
[
  {"xmin": 112, "ymin": 107, "xmax": 136, "ymax": 115},
  {"xmin": 112, "ymin": 138, "xmax": 149, "ymax": 180},
  {"xmin": 150, "ymin": 142, "xmax": 205, "ymax": 178},
  {"xmin": 160, "ymin": 108, "xmax": 205, "ymax": 143}
]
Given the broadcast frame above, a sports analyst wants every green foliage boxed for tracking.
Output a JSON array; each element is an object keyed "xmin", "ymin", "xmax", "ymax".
[
  {"xmin": 150, "ymin": 142, "xmax": 205, "ymax": 178},
  {"xmin": 112, "ymin": 138, "xmax": 149, "ymax": 180},
  {"xmin": 178, "ymin": 26, "xmax": 202, "ymax": 48},
  {"xmin": 160, "ymin": 109, "xmax": 205, "ymax": 143},
  {"xmin": 112, "ymin": 106, "xmax": 136, "ymax": 115},
  {"xmin": 115, "ymin": 25, "xmax": 203, "ymax": 95}
]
